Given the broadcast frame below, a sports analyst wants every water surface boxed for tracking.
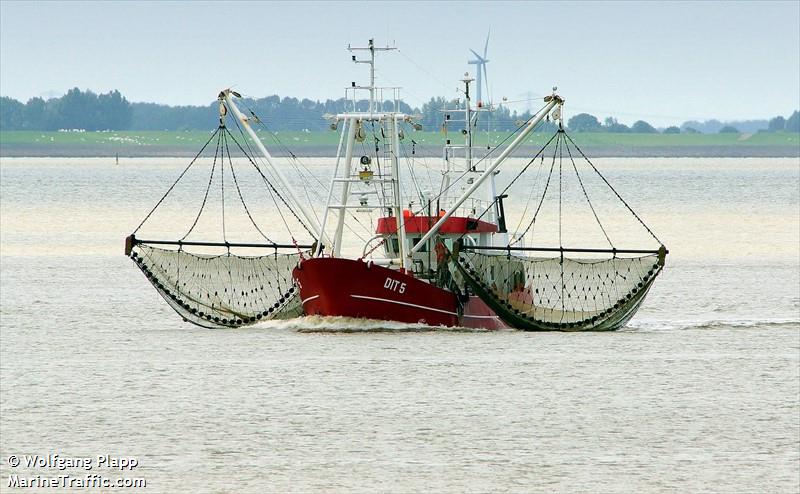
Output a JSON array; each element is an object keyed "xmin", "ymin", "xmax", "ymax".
[{"xmin": 1, "ymin": 157, "xmax": 798, "ymax": 493}]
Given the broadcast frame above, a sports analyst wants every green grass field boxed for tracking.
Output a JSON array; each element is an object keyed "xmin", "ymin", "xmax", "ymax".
[
  {"xmin": 1, "ymin": 130, "xmax": 798, "ymax": 156},
  {"xmin": 417, "ymin": 130, "xmax": 800, "ymax": 149},
  {"xmin": 0, "ymin": 129, "xmax": 338, "ymax": 148}
]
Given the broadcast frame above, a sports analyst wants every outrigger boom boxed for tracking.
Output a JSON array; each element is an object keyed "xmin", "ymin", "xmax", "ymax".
[
  {"xmin": 221, "ymin": 90, "xmax": 327, "ymax": 245},
  {"xmin": 409, "ymin": 93, "xmax": 563, "ymax": 257}
]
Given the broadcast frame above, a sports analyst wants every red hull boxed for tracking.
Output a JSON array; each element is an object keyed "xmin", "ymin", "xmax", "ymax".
[
  {"xmin": 293, "ymin": 257, "xmax": 509, "ymax": 330},
  {"xmin": 460, "ymin": 295, "xmax": 509, "ymax": 330}
]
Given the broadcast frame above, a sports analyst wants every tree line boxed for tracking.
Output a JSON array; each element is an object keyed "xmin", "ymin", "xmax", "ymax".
[
  {"xmin": 566, "ymin": 112, "xmax": 800, "ymax": 134},
  {"xmin": 1, "ymin": 88, "xmax": 798, "ymax": 134},
  {"xmin": 1, "ymin": 89, "xmax": 132, "ymax": 131}
]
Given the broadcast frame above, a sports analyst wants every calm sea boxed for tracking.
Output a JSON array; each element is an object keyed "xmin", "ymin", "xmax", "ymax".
[{"xmin": 1, "ymin": 157, "xmax": 798, "ymax": 493}]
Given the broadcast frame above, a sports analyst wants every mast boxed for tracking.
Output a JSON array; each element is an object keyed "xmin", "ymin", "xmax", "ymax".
[
  {"xmin": 462, "ymin": 74, "xmax": 496, "ymax": 226},
  {"xmin": 221, "ymin": 91, "xmax": 325, "ymax": 243},
  {"xmin": 315, "ymin": 119, "xmax": 350, "ymax": 257},
  {"xmin": 348, "ymin": 39, "xmax": 396, "ymax": 113},
  {"xmin": 463, "ymin": 74, "xmax": 473, "ymax": 172},
  {"xmin": 320, "ymin": 40, "xmax": 414, "ymax": 264},
  {"xmin": 332, "ymin": 117, "xmax": 358, "ymax": 256},
  {"xmin": 409, "ymin": 93, "xmax": 563, "ymax": 255},
  {"xmin": 390, "ymin": 114, "xmax": 410, "ymax": 270}
]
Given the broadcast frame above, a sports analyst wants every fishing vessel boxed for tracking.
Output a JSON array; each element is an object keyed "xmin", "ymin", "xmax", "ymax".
[{"xmin": 126, "ymin": 40, "xmax": 667, "ymax": 331}]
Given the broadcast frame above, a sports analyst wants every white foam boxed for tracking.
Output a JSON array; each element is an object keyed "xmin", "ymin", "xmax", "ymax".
[{"xmin": 253, "ymin": 315, "xmax": 493, "ymax": 333}]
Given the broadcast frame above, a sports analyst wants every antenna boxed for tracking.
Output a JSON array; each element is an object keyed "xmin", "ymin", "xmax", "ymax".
[
  {"xmin": 461, "ymin": 73, "xmax": 475, "ymax": 171},
  {"xmin": 348, "ymin": 39, "xmax": 397, "ymax": 113}
]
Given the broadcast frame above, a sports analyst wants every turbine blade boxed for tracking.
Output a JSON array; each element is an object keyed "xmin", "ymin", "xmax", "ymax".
[
  {"xmin": 484, "ymin": 29, "xmax": 490, "ymax": 58},
  {"xmin": 469, "ymin": 48, "xmax": 482, "ymax": 60}
]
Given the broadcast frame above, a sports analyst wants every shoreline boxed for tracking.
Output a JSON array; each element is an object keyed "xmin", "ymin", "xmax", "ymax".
[{"xmin": 2, "ymin": 144, "xmax": 799, "ymax": 159}]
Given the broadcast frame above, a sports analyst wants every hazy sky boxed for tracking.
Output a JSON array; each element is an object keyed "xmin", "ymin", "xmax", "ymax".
[{"xmin": 1, "ymin": 1, "xmax": 798, "ymax": 126}]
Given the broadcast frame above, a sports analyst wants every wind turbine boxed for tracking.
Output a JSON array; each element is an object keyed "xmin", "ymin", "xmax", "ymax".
[{"xmin": 468, "ymin": 30, "xmax": 490, "ymax": 106}]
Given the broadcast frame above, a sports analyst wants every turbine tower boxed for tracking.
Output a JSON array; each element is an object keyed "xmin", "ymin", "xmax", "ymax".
[{"xmin": 468, "ymin": 30, "xmax": 490, "ymax": 106}]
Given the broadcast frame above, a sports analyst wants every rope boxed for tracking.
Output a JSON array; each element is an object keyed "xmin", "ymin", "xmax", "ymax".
[
  {"xmin": 292, "ymin": 238, "xmax": 305, "ymax": 258},
  {"xmin": 564, "ymin": 132, "xmax": 663, "ymax": 246},
  {"xmin": 223, "ymin": 129, "xmax": 316, "ymax": 240},
  {"xmin": 506, "ymin": 132, "xmax": 560, "ymax": 245},
  {"xmin": 565, "ymin": 141, "xmax": 614, "ymax": 249},
  {"xmin": 512, "ymin": 146, "xmax": 547, "ymax": 236},
  {"xmin": 180, "ymin": 131, "xmax": 222, "ymax": 241},
  {"xmin": 221, "ymin": 128, "xmax": 276, "ymax": 244},
  {"xmin": 237, "ymin": 103, "xmax": 375, "ymax": 241},
  {"xmin": 244, "ymin": 106, "xmax": 380, "ymax": 241},
  {"xmin": 247, "ymin": 106, "xmax": 373, "ymax": 242},
  {"xmin": 363, "ymin": 238, "xmax": 386, "ymax": 258},
  {"xmin": 411, "ymin": 101, "xmax": 550, "ymax": 218},
  {"xmin": 133, "ymin": 127, "xmax": 220, "ymax": 234},
  {"xmin": 239, "ymin": 103, "xmax": 327, "ymax": 199},
  {"xmin": 436, "ymin": 127, "xmax": 558, "ymax": 250}
]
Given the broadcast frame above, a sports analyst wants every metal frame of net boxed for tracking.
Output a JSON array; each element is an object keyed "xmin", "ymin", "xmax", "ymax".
[
  {"xmin": 454, "ymin": 248, "xmax": 665, "ymax": 331},
  {"xmin": 125, "ymin": 112, "xmax": 315, "ymax": 328},
  {"xmin": 130, "ymin": 243, "xmax": 305, "ymax": 328},
  {"xmin": 447, "ymin": 128, "xmax": 668, "ymax": 331}
]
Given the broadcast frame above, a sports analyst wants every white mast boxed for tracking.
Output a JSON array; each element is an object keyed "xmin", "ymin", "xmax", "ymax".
[
  {"xmin": 463, "ymin": 74, "xmax": 473, "ymax": 172},
  {"xmin": 332, "ymin": 117, "xmax": 358, "ymax": 256},
  {"xmin": 390, "ymin": 114, "xmax": 410, "ymax": 270},
  {"xmin": 319, "ymin": 40, "xmax": 414, "ymax": 266},
  {"xmin": 315, "ymin": 119, "xmax": 350, "ymax": 257},
  {"xmin": 350, "ymin": 40, "xmax": 409, "ymax": 269},
  {"xmin": 349, "ymin": 39, "xmax": 396, "ymax": 113},
  {"xmin": 409, "ymin": 94, "xmax": 563, "ymax": 255}
]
